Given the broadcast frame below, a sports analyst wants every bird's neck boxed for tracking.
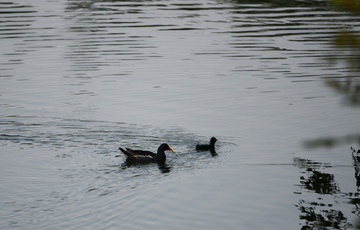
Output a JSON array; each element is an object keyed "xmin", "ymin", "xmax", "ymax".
[{"xmin": 156, "ymin": 150, "xmax": 166, "ymax": 160}]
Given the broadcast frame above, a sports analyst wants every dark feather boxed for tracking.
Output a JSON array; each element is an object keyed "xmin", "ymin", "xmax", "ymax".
[{"xmin": 119, "ymin": 143, "xmax": 173, "ymax": 162}]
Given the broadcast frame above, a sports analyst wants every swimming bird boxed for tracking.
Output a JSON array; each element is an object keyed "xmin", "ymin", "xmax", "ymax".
[
  {"xmin": 119, "ymin": 143, "xmax": 173, "ymax": 162},
  {"xmin": 196, "ymin": 137, "xmax": 218, "ymax": 152}
]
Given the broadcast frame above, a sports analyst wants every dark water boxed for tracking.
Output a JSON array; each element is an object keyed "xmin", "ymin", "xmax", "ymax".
[{"xmin": 1, "ymin": 0, "xmax": 360, "ymax": 229}]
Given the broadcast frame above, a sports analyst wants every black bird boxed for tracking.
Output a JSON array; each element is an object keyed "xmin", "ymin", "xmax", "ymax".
[
  {"xmin": 196, "ymin": 137, "xmax": 218, "ymax": 152},
  {"xmin": 119, "ymin": 143, "xmax": 173, "ymax": 162}
]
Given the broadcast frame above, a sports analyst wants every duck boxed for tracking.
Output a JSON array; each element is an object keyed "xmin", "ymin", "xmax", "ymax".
[
  {"xmin": 119, "ymin": 143, "xmax": 173, "ymax": 162},
  {"xmin": 196, "ymin": 137, "xmax": 218, "ymax": 152}
]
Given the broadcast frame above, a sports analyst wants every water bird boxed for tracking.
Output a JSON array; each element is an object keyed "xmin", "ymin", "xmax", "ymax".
[
  {"xmin": 119, "ymin": 143, "xmax": 173, "ymax": 162},
  {"xmin": 196, "ymin": 137, "xmax": 218, "ymax": 152}
]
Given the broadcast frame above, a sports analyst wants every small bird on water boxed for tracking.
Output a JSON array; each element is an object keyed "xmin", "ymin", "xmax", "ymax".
[
  {"xmin": 196, "ymin": 137, "xmax": 218, "ymax": 152},
  {"xmin": 119, "ymin": 143, "xmax": 173, "ymax": 162}
]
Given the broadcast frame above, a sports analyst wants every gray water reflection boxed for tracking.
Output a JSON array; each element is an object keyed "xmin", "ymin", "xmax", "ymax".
[{"xmin": 293, "ymin": 148, "xmax": 360, "ymax": 229}]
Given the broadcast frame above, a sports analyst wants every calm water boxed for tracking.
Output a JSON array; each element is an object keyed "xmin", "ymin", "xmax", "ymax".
[{"xmin": 1, "ymin": 0, "xmax": 360, "ymax": 229}]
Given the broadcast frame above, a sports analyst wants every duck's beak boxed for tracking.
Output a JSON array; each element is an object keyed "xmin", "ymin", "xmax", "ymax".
[{"xmin": 168, "ymin": 146, "xmax": 174, "ymax": 152}]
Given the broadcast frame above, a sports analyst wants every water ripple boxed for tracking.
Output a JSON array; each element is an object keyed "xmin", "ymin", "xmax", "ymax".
[{"xmin": 1, "ymin": 1, "xmax": 360, "ymax": 229}]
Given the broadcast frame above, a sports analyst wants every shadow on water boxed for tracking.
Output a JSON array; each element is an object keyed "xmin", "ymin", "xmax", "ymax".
[{"xmin": 294, "ymin": 147, "xmax": 360, "ymax": 229}]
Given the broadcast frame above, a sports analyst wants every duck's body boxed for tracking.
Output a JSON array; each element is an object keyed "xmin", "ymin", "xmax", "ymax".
[
  {"xmin": 119, "ymin": 143, "xmax": 173, "ymax": 162},
  {"xmin": 196, "ymin": 137, "xmax": 218, "ymax": 152}
]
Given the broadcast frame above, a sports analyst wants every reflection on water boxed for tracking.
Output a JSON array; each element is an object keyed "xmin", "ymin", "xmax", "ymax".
[
  {"xmin": 121, "ymin": 160, "xmax": 172, "ymax": 174},
  {"xmin": 300, "ymin": 169, "xmax": 339, "ymax": 194},
  {"xmin": 352, "ymin": 147, "xmax": 360, "ymax": 190},
  {"xmin": 294, "ymin": 148, "xmax": 360, "ymax": 229},
  {"xmin": 295, "ymin": 158, "xmax": 346, "ymax": 229},
  {"xmin": 350, "ymin": 147, "xmax": 360, "ymax": 229}
]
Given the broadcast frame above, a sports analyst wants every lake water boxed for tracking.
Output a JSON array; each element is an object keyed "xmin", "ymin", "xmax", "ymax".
[{"xmin": 1, "ymin": 0, "xmax": 360, "ymax": 229}]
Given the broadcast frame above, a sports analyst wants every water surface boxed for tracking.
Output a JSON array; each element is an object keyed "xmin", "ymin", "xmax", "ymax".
[{"xmin": 1, "ymin": 0, "xmax": 360, "ymax": 229}]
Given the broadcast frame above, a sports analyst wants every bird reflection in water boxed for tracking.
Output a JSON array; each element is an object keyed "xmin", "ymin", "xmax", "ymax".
[{"xmin": 119, "ymin": 159, "xmax": 171, "ymax": 174}]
